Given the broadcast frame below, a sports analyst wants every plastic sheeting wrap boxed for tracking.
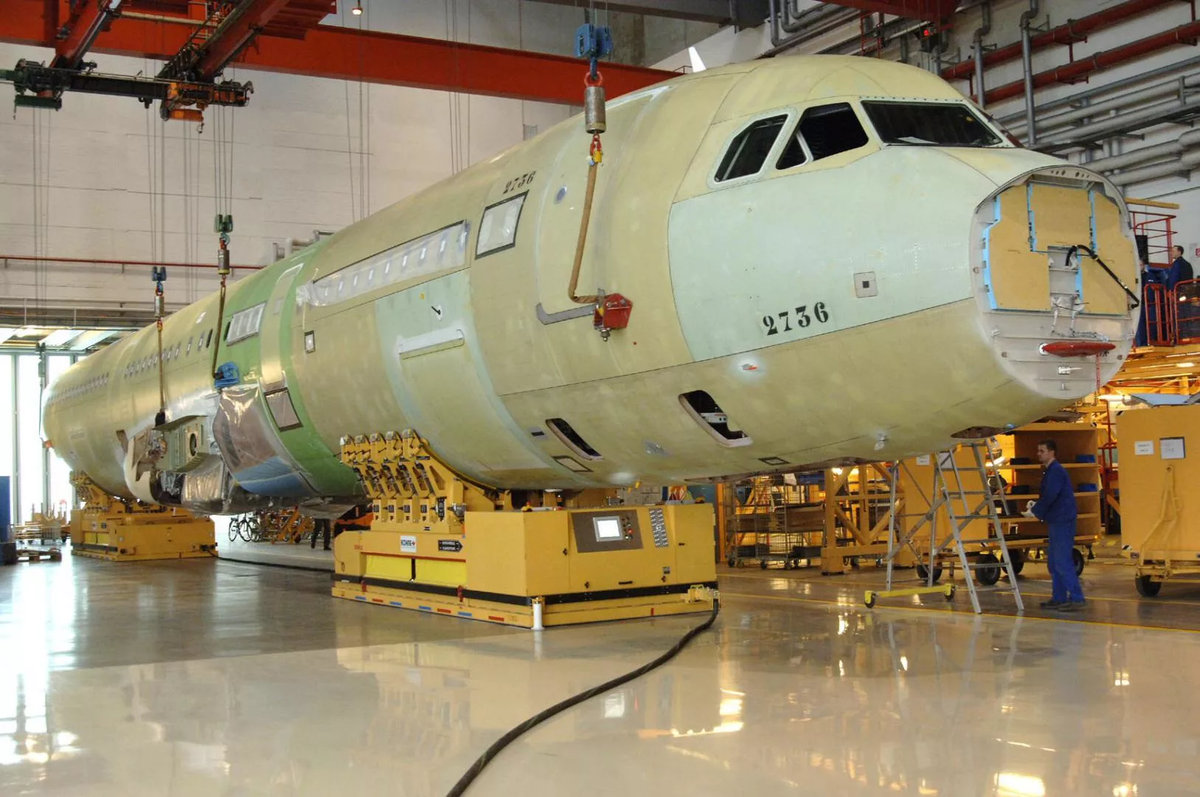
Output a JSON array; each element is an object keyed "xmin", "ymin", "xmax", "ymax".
[
  {"xmin": 213, "ymin": 384, "xmax": 314, "ymax": 497},
  {"xmin": 181, "ymin": 456, "xmax": 229, "ymax": 513}
]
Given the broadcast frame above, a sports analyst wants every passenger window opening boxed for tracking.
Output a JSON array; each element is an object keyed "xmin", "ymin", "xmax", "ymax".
[
  {"xmin": 715, "ymin": 115, "xmax": 787, "ymax": 182},
  {"xmin": 679, "ymin": 390, "xmax": 752, "ymax": 447},
  {"xmin": 797, "ymin": 103, "xmax": 869, "ymax": 161},
  {"xmin": 862, "ymin": 101, "xmax": 1002, "ymax": 147},
  {"xmin": 546, "ymin": 418, "xmax": 602, "ymax": 461}
]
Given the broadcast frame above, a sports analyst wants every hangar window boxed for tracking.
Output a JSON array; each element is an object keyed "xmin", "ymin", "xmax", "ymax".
[
  {"xmin": 680, "ymin": 390, "xmax": 752, "ymax": 447},
  {"xmin": 796, "ymin": 104, "xmax": 869, "ymax": 161},
  {"xmin": 546, "ymin": 417, "xmax": 602, "ymax": 461},
  {"xmin": 226, "ymin": 303, "xmax": 266, "ymax": 345},
  {"xmin": 862, "ymin": 101, "xmax": 1000, "ymax": 147},
  {"xmin": 715, "ymin": 115, "xmax": 786, "ymax": 182},
  {"xmin": 477, "ymin": 195, "xmax": 526, "ymax": 257}
]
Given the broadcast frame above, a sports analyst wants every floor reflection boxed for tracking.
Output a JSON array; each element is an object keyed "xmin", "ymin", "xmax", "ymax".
[{"xmin": 2, "ymin": 557, "xmax": 1200, "ymax": 795}]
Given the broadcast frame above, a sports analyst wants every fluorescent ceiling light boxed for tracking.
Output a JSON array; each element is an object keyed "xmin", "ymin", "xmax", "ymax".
[{"xmin": 0, "ymin": 328, "xmax": 14, "ymax": 345}]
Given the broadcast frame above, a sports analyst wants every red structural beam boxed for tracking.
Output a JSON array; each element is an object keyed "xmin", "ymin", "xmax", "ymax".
[
  {"xmin": 51, "ymin": 0, "xmax": 120, "ymax": 69},
  {"xmin": 942, "ymin": 0, "xmax": 1175, "ymax": 82},
  {"xmin": 1, "ymin": 0, "xmax": 675, "ymax": 104},
  {"xmin": 985, "ymin": 18, "xmax": 1200, "ymax": 105},
  {"xmin": 195, "ymin": 0, "xmax": 293, "ymax": 80}
]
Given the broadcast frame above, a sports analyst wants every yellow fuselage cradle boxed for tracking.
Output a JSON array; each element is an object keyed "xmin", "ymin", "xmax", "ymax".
[
  {"xmin": 331, "ymin": 503, "xmax": 718, "ymax": 628},
  {"xmin": 70, "ymin": 506, "xmax": 215, "ymax": 562}
]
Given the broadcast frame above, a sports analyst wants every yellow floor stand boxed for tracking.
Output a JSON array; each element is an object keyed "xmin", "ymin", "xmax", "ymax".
[{"xmin": 68, "ymin": 472, "xmax": 215, "ymax": 562}]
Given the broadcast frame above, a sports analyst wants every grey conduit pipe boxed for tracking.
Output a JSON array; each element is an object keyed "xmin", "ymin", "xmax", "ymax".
[
  {"xmin": 1020, "ymin": 0, "xmax": 1041, "ymax": 146},
  {"xmin": 1087, "ymin": 129, "xmax": 1200, "ymax": 173},
  {"xmin": 1038, "ymin": 94, "xmax": 1200, "ymax": 151},
  {"xmin": 974, "ymin": 2, "xmax": 992, "ymax": 109},
  {"xmin": 1107, "ymin": 148, "xmax": 1200, "ymax": 187},
  {"xmin": 996, "ymin": 54, "xmax": 1200, "ymax": 126},
  {"xmin": 1008, "ymin": 75, "xmax": 1200, "ymax": 137}
]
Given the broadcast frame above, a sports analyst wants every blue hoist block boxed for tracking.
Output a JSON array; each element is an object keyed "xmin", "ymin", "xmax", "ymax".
[
  {"xmin": 574, "ymin": 23, "xmax": 613, "ymax": 74},
  {"xmin": 214, "ymin": 361, "xmax": 240, "ymax": 388}
]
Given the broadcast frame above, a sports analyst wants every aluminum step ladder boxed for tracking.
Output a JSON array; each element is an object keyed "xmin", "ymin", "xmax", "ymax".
[{"xmin": 867, "ymin": 439, "xmax": 1025, "ymax": 614}]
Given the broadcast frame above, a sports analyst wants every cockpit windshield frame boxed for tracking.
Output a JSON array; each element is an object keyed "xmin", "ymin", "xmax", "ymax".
[{"xmin": 861, "ymin": 100, "xmax": 1007, "ymax": 149}]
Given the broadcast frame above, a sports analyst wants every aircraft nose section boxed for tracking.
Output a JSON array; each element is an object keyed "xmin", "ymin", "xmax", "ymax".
[{"xmin": 972, "ymin": 166, "xmax": 1138, "ymax": 401}]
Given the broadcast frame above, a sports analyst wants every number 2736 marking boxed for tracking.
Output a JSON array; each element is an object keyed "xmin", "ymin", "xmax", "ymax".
[{"xmin": 762, "ymin": 302, "xmax": 830, "ymax": 335}]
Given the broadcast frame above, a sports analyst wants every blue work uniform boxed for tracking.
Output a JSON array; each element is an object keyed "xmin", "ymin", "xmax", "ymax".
[
  {"xmin": 1136, "ymin": 267, "xmax": 1166, "ymax": 347},
  {"xmin": 1032, "ymin": 459, "xmax": 1083, "ymax": 603},
  {"xmin": 1167, "ymin": 256, "xmax": 1193, "ymax": 292}
]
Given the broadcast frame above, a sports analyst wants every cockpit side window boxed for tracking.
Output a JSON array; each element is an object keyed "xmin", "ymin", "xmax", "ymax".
[
  {"xmin": 715, "ymin": 115, "xmax": 787, "ymax": 182},
  {"xmin": 862, "ymin": 101, "xmax": 1002, "ymax": 147},
  {"xmin": 796, "ymin": 103, "xmax": 869, "ymax": 161}
]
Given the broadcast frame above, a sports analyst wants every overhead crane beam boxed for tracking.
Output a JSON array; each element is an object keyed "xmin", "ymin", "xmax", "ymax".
[
  {"xmin": 0, "ymin": 0, "xmax": 675, "ymax": 105},
  {"xmin": 50, "ymin": 0, "xmax": 122, "ymax": 70},
  {"xmin": 194, "ymin": 0, "xmax": 293, "ymax": 80}
]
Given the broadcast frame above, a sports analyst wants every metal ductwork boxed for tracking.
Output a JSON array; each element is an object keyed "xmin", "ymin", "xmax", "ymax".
[
  {"xmin": 1086, "ymin": 129, "xmax": 1200, "ymax": 173},
  {"xmin": 1107, "ymin": 148, "xmax": 1200, "ymax": 187},
  {"xmin": 1008, "ymin": 74, "xmax": 1200, "ymax": 137},
  {"xmin": 1038, "ymin": 94, "xmax": 1200, "ymax": 152}
]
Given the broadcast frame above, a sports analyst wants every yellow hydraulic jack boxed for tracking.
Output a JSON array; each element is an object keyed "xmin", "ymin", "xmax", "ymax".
[
  {"xmin": 331, "ymin": 430, "xmax": 718, "ymax": 628},
  {"xmin": 68, "ymin": 472, "xmax": 215, "ymax": 562}
]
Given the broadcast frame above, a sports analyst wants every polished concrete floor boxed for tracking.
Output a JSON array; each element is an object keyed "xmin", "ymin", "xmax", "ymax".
[{"xmin": 4, "ymin": 551, "xmax": 1200, "ymax": 796}]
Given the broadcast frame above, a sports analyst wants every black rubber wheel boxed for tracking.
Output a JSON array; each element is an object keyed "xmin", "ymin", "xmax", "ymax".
[
  {"xmin": 1072, "ymin": 547, "xmax": 1085, "ymax": 577},
  {"xmin": 864, "ymin": 592, "xmax": 877, "ymax": 608},
  {"xmin": 1008, "ymin": 549, "xmax": 1025, "ymax": 576},
  {"xmin": 917, "ymin": 563, "xmax": 944, "ymax": 584},
  {"xmin": 760, "ymin": 559, "xmax": 768, "ymax": 570},
  {"xmin": 976, "ymin": 553, "xmax": 1002, "ymax": 586},
  {"xmin": 1135, "ymin": 575, "xmax": 1162, "ymax": 597},
  {"xmin": 726, "ymin": 556, "xmax": 736, "ymax": 568},
  {"xmin": 228, "ymin": 521, "xmax": 240, "ymax": 543},
  {"xmin": 945, "ymin": 584, "xmax": 956, "ymax": 602}
]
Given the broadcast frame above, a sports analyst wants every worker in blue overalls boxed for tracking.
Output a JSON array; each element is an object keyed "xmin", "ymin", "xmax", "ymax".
[{"xmin": 1023, "ymin": 439, "xmax": 1085, "ymax": 611}]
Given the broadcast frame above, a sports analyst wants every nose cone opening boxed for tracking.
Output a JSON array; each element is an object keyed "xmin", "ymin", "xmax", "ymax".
[{"xmin": 972, "ymin": 167, "xmax": 1137, "ymax": 401}]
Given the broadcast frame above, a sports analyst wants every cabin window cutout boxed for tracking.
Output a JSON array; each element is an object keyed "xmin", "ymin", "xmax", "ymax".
[
  {"xmin": 546, "ymin": 417, "xmax": 602, "ymax": 461},
  {"xmin": 862, "ymin": 101, "xmax": 1000, "ymax": 147},
  {"xmin": 715, "ymin": 115, "xmax": 786, "ymax": 182},
  {"xmin": 796, "ymin": 103, "xmax": 869, "ymax": 161},
  {"xmin": 477, "ymin": 194, "xmax": 526, "ymax": 257},
  {"xmin": 680, "ymin": 390, "xmax": 752, "ymax": 447}
]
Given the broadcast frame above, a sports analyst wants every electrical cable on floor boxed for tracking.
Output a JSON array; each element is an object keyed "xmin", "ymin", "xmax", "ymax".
[
  {"xmin": 205, "ymin": 548, "xmax": 334, "ymax": 575},
  {"xmin": 445, "ymin": 599, "xmax": 721, "ymax": 797}
]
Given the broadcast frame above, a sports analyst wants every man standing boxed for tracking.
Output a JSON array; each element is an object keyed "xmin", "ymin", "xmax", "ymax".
[
  {"xmin": 1023, "ymin": 439, "xmax": 1084, "ymax": 611},
  {"xmin": 1168, "ymin": 245, "xmax": 1194, "ymax": 292}
]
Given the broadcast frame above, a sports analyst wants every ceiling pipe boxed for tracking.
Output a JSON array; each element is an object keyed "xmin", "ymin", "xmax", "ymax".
[
  {"xmin": 0, "ymin": 254, "xmax": 263, "ymax": 270},
  {"xmin": 766, "ymin": 0, "xmax": 855, "ymax": 49},
  {"xmin": 1008, "ymin": 74, "xmax": 1200, "ymax": 136},
  {"xmin": 1086, "ymin": 128, "xmax": 1200, "ymax": 173},
  {"xmin": 1037, "ymin": 93, "xmax": 1200, "ymax": 151},
  {"xmin": 1019, "ymin": 0, "xmax": 1040, "ymax": 146},
  {"xmin": 973, "ymin": 1, "xmax": 992, "ymax": 108},
  {"xmin": 997, "ymin": 54, "xmax": 1200, "ymax": 125},
  {"xmin": 1107, "ymin": 148, "xmax": 1200, "ymax": 187},
  {"xmin": 943, "ymin": 0, "xmax": 1175, "ymax": 83},
  {"xmin": 988, "ymin": 19, "xmax": 1200, "ymax": 107}
]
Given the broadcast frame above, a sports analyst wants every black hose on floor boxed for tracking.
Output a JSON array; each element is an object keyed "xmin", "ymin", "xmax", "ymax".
[
  {"xmin": 445, "ymin": 599, "xmax": 721, "ymax": 797},
  {"xmin": 207, "ymin": 549, "xmax": 334, "ymax": 575}
]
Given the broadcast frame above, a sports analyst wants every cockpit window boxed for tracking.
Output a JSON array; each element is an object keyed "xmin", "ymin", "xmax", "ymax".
[
  {"xmin": 715, "ymin": 115, "xmax": 786, "ymax": 182},
  {"xmin": 862, "ymin": 101, "xmax": 1001, "ymax": 147},
  {"xmin": 795, "ymin": 103, "xmax": 869, "ymax": 161}
]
